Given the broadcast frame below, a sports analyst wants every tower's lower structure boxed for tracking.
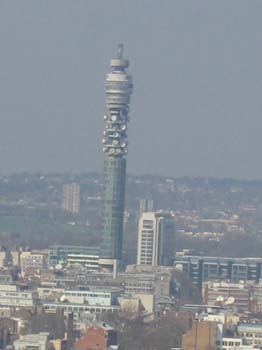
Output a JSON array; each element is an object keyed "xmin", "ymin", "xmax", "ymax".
[{"xmin": 101, "ymin": 157, "xmax": 126, "ymax": 259}]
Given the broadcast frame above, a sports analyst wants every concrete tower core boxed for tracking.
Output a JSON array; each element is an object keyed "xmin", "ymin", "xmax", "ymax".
[{"xmin": 100, "ymin": 44, "xmax": 133, "ymax": 265}]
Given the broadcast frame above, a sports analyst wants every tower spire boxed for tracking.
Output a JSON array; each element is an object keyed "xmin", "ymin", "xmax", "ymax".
[{"xmin": 117, "ymin": 43, "xmax": 124, "ymax": 59}]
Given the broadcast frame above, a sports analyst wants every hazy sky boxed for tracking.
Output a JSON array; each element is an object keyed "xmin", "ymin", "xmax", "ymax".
[{"xmin": 0, "ymin": 1, "xmax": 262, "ymax": 179}]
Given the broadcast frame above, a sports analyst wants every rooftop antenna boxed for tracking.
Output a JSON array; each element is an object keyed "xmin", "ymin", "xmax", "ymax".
[{"xmin": 117, "ymin": 43, "xmax": 124, "ymax": 59}]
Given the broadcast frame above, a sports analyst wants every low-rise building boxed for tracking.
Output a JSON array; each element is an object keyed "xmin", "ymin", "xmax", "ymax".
[
  {"xmin": 74, "ymin": 323, "xmax": 117, "ymax": 350},
  {"xmin": 203, "ymin": 281, "xmax": 250, "ymax": 312},
  {"xmin": 37, "ymin": 286, "xmax": 64, "ymax": 301},
  {"xmin": 48, "ymin": 245, "xmax": 99, "ymax": 268},
  {"xmin": 0, "ymin": 285, "xmax": 39, "ymax": 308},
  {"xmin": 43, "ymin": 302, "xmax": 120, "ymax": 316},
  {"xmin": 238, "ymin": 323, "xmax": 262, "ymax": 348},
  {"xmin": 0, "ymin": 269, "xmax": 13, "ymax": 285},
  {"xmin": 20, "ymin": 251, "xmax": 47, "ymax": 273},
  {"xmin": 63, "ymin": 288, "xmax": 122, "ymax": 306},
  {"xmin": 219, "ymin": 337, "xmax": 243, "ymax": 350},
  {"xmin": 182, "ymin": 320, "xmax": 218, "ymax": 350},
  {"xmin": 14, "ymin": 333, "xmax": 49, "ymax": 350},
  {"xmin": 67, "ymin": 253, "xmax": 99, "ymax": 270}
]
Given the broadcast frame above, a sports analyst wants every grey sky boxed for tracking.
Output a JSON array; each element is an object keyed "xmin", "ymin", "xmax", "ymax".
[{"xmin": 0, "ymin": 1, "xmax": 261, "ymax": 178}]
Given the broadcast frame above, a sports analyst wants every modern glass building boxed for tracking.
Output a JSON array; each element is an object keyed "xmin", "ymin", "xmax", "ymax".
[{"xmin": 100, "ymin": 45, "xmax": 133, "ymax": 260}]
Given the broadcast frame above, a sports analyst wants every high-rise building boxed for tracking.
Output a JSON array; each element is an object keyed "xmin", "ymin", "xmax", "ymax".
[
  {"xmin": 137, "ymin": 211, "xmax": 175, "ymax": 266},
  {"xmin": 100, "ymin": 45, "xmax": 133, "ymax": 262},
  {"xmin": 62, "ymin": 183, "xmax": 80, "ymax": 214}
]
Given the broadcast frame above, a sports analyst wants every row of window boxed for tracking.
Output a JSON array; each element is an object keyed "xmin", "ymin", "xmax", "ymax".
[
  {"xmin": 0, "ymin": 292, "xmax": 31, "ymax": 298},
  {"xmin": 65, "ymin": 292, "xmax": 111, "ymax": 298},
  {"xmin": 241, "ymin": 332, "xmax": 262, "ymax": 337},
  {"xmin": 45, "ymin": 305, "xmax": 117, "ymax": 313}
]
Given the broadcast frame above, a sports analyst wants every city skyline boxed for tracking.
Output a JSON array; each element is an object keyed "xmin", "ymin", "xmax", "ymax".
[{"xmin": 0, "ymin": 1, "xmax": 262, "ymax": 179}]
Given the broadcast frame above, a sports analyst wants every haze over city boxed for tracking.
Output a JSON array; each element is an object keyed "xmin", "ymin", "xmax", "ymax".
[
  {"xmin": 0, "ymin": 1, "xmax": 262, "ymax": 178},
  {"xmin": 1, "ymin": 2, "xmax": 262, "ymax": 350}
]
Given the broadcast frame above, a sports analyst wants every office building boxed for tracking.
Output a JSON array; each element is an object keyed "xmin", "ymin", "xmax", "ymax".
[
  {"xmin": 48, "ymin": 245, "xmax": 99, "ymax": 267},
  {"xmin": 62, "ymin": 182, "xmax": 80, "ymax": 214},
  {"xmin": 0, "ymin": 285, "xmax": 39, "ymax": 308},
  {"xmin": 100, "ymin": 44, "xmax": 133, "ymax": 262},
  {"xmin": 137, "ymin": 211, "xmax": 175, "ymax": 266},
  {"xmin": 43, "ymin": 287, "xmax": 122, "ymax": 316},
  {"xmin": 63, "ymin": 288, "xmax": 122, "ymax": 306},
  {"xmin": 173, "ymin": 255, "xmax": 262, "ymax": 289},
  {"xmin": 66, "ymin": 253, "xmax": 99, "ymax": 270},
  {"xmin": 43, "ymin": 302, "xmax": 119, "ymax": 316}
]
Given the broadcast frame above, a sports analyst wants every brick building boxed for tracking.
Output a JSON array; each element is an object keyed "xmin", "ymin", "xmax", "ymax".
[
  {"xmin": 182, "ymin": 320, "xmax": 217, "ymax": 350},
  {"xmin": 74, "ymin": 323, "xmax": 117, "ymax": 350},
  {"xmin": 202, "ymin": 281, "xmax": 250, "ymax": 312}
]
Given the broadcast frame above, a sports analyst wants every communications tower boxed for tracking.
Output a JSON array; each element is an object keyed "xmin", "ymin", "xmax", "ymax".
[{"xmin": 100, "ymin": 44, "xmax": 133, "ymax": 267}]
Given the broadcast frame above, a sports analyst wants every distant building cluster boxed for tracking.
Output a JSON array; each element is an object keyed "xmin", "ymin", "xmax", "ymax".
[
  {"xmin": 0, "ymin": 40, "xmax": 262, "ymax": 350},
  {"xmin": 62, "ymin": 183, "xmax": 80, "ymax": 214},
  {"xmin": 181, "ymin": 306, "xmax": 262, "ymax": 350}
]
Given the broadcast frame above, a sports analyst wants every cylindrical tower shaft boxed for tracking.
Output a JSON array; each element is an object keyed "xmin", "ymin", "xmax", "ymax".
[{"xmin": 100, "ymin": 45, "xmax": 133, "ymax": 260}]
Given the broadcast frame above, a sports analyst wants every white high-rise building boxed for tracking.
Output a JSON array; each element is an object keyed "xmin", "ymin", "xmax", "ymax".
[
  {"xmin": 137, "ymin": 211, "xmax": 175, "ymax": 266},
  {"xmin": 62, "ymin": 182, "xmax": 80, "ymax": 214}
]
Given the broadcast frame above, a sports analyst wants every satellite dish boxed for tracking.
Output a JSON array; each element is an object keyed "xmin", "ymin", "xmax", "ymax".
[
  {"xmin": 60, "ymin": 295, "xmax": 67, "ymax": 302},
  {"xmin": 55, "ymin": 264, "xmax": 62, "ymax": 271},
  {"xmin": 225, "ymin": 297, "xmax": 235, "ymax": 305},
  {"xmin": 216, "ymin": 295, "xmax": 224, "ymax": 302}
]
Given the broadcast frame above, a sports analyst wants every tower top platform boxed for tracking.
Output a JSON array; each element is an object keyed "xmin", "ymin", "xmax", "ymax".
[{"xmin": 110, "ymin": 44, "xmax": 129, "ymax": 69}]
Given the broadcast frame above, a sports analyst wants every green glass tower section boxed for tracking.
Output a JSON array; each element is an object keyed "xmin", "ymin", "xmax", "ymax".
[
  {"xmin": 102, "ymin": 157, "xmax": 126, "ymax": 259},
  {"xmin": 101, "ymin": 44, "xmax": 133, "ymax": 260}
]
